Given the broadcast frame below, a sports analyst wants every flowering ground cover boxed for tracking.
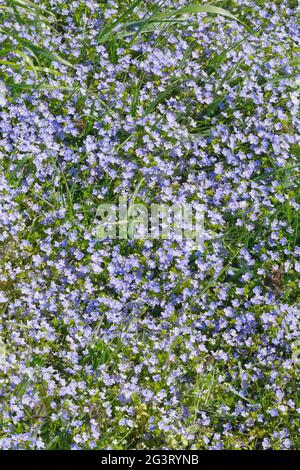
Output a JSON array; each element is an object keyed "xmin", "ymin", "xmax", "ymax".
[{"xmin": 0, "ymin": 0, "xmax": 299, "ymax": 450}]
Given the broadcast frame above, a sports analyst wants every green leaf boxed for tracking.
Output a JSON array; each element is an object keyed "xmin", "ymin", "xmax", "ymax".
[
  {"xmin": 164, "ymin": 4, "xmax": 241, "ymax": 22},
  {"xmin": 125, "ymin": 4, "xmax": 248, "ymax": 33},
  {"xmin": 99, "ymin": 3, "xmax": 250, "ymax": 43},
  {"xmin": 18, "ymin": 38, "xmax": 74, "ymax": 68}
]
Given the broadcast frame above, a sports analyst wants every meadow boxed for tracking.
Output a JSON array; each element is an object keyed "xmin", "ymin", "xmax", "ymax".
[{"xmin": 0, "ymin": 0, "xmax": 299, "ymax": 450}]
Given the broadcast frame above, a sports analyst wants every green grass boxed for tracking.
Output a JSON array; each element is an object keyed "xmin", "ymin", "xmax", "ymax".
[{"xmin": 0, "ymin": 0, "xmax": 299, "ymax": 451}]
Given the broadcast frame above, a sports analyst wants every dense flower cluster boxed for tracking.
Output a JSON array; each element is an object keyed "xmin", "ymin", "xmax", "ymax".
[{"xmin": 0, "ymin": 0, "xmax": 299, "ymax": 450}]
